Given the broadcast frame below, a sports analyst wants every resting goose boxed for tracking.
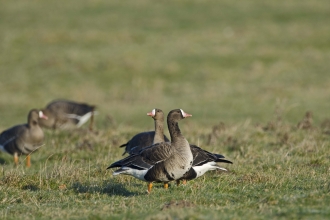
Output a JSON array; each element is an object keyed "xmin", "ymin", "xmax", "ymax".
[
  {"xmin": 108, "ymin": 109, "xmax": 193, "ymax": 193},
  {"xmin": 0, "ymin": 109, "xmax": 48, "ymax": 166},
  {"xmin": 119, "ymin": 109, "xmax": 169, "ymax": 155},
  {"xmin": 38, "ymin": 99, "xmax": 96, "ymax": 131}
]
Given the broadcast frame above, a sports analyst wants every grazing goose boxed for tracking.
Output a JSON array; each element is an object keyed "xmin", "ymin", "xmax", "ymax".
[
  {"xmin": 108, "ymin": 109, "xmax": 193, "ymax": 193},
  {"xmin": 0, "ymin": 109, "xmax": 48, "ymax": 167},
  {"xmin": 38, "ymin": 99, "xmax": 96, "ymax": 131},
  {"xmin": 119, "ymin": 109, "xmax": 169, "ymax": 155}
]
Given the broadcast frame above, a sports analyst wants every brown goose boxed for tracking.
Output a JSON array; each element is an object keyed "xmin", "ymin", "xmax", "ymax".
[
  {"xmin": 0, "ymin": 109, "xmax": 48, "ymax": 166},
  {"xmin": 38, "ymin": 99, "xmax": 96, "ymax": 131},
  {"xmin": 146, "ymin": 108, "xmax": 170, "ymax": 189},
  {"xmin": 108, "ymin": 109, "xmax": 193, "ymax": 193},
  {"xmin": 147, "ymin": 110, "xmax": 232, "ymax": 185},
  {"xmin": 137, "ymin": 109, "xmax": 233, "ymax": 186},
  {"xmin": 119, "ymin": 109, "xmax": 169, "ymax": 155}
]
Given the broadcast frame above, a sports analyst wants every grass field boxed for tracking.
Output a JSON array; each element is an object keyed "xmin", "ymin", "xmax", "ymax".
[{"xmin": 1, "ymin": 0, "xmax": 330, "ymax": 219}]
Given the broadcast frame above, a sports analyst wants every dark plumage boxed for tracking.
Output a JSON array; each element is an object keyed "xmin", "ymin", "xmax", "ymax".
[
  {"xmin": 38, "ymin": 99, "xmax": 96, "ymax": 131},
  {"xmin": 108, "ymin": 109, "xmax": 193, "ymax": 193},
  {"xmin": 0, "ymin": 109, "xmax": 47, "ymax": 166}
]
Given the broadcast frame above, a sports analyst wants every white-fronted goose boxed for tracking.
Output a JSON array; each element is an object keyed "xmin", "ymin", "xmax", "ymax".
[
  {"xmin": 38, "ymin": 99, "xmax": 96, "ymax": 131},
  {"xmin": 108, "ymin": 109, "xmax": 193, "ymax": 193},
  {"xmin": 146, "ymin": 109, "xmax": 233, "ymax": 186},
  {"xmin": 146, "ymin": 108, "xmax": 170, "ymax": 189},
  {"xmin": 119, "ymin": 109, "xmax": 169, "ymax": 155},
  {"xmin": 0, "ymin": 109, "xmax": 48, "ymax": 166}
]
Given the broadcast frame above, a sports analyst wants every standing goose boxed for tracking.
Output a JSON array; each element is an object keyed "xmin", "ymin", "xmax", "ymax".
[
  {"xmin": 108, "ymin": 109, "xmax": 193, "ymax": 193},
  {"xmin": 146, "ymin": 108, "xmax": 171, "ymax": 189},
  {"xmin": 0, "ymin": 109, "xmax": 48, "ymax": 167},
  {"xmin": 144, "ymin": 109, "xmax": 233, "ymax": 186},
  {"xmin": 119, "ymin": 109, "xmax": 169, "ymax": 155},
  {"xmin": 38, "ymin": 99, "xmax": 96, "ymax": 131}
]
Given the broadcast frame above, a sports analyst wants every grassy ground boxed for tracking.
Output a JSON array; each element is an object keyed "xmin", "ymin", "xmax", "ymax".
[{"xmin": 0, "ymin": 0, "xmax": 330, "ymax": 219}]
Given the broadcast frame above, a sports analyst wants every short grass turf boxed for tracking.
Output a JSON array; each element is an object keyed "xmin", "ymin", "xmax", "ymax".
[{"xmin": 0, "ymin": 0, "xmax": 330, "ymax": 219}]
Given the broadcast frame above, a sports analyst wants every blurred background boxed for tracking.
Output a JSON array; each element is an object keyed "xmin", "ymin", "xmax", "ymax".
[{"xmin": 1, "ymin": 0, "xmax": 330, "ymax": 130}]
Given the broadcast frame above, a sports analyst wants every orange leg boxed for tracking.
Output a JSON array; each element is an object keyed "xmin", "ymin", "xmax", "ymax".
[
  {"xmin": 26, "ymin": 154, "xmax": 31, "ymax": 167},
  {"xmin": 89, "ymin": 112, "xmax": 94, "ymax": 131},
  {"xmin": 14, "ymin": 153, "xmax": 19, "ymax": 166},
  {"xmin": 164, "ymin": 183, "xmax": 168, "ymax": 189},
  {"xmin": 182, "ymin": 179, "xmax": 187, "ymax": 185},
  {"xmin": 147, "ymin": 182, "xmax": 153, "ymax": 194}
]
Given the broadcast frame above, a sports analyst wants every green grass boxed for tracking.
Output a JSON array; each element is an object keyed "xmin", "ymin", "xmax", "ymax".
[{"xmin": 0, "ymin": 0, "xmax": 330, "ymax": 219}]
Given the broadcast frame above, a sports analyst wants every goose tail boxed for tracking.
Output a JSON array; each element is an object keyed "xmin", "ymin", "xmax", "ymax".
[{"xmin": 112, "ymin": 167, "xmax": 129, "ymax": 176}]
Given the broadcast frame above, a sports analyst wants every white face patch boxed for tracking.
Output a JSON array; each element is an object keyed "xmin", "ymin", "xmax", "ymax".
[
  {"xmin": 180, "ymin": 109, "xmax": 192, "ymax": 118},
  {"xmin": 39, "ymin": 111, "xmax": 49, "ymax": 120},
  {"xmin": 180, "ymin": 109, "xmax": 185, "ymax": 117},
  {"xmin": 152, "ymin": 109, "xmax": 156, "ymax": 116},
  {"xmin": 180, "ymin": 109, "xmax": 187, "ymax": 118},
  {"xmin": 39, "ymin": 111, "xmax": 43, "ymax": 118}
]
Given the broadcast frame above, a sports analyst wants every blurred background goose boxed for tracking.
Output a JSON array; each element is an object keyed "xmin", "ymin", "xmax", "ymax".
[
  {"xmin": 0, "ymin": 109, "xmax": 48, "ymax": 167},
  {"xmin": 38, "ymin": 99, "xmax": 96, "ymax": 131}
]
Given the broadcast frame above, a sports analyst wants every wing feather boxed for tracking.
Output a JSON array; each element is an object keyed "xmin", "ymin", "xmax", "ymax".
[{"xmin": 139, "ymin": 142, "xmax": 173, "ymax": 164}]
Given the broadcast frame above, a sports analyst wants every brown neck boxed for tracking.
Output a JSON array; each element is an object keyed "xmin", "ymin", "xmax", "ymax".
[
  {"xmin": 153, "ymin": 118, "xmax": 165, "ymax": 144},
  {"xmin": 167, "ymin": 119, "xmax": 183, "ymax": 143}
]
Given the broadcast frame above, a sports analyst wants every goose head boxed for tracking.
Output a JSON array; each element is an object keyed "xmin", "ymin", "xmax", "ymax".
[
  {"xmin": 28, "ymin": 109, "xmax": 47, "ymax": 127},
  {"xmin": 147, "ymin": 108, "xmax": 164, "ymax": 121},
  {"xmin": 38, "ymin": 110, "xmax": 48, "ymax": 120},
  {"xmin": 167, "ymin": 109, "xmax": 192, "ymax": 122}
]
